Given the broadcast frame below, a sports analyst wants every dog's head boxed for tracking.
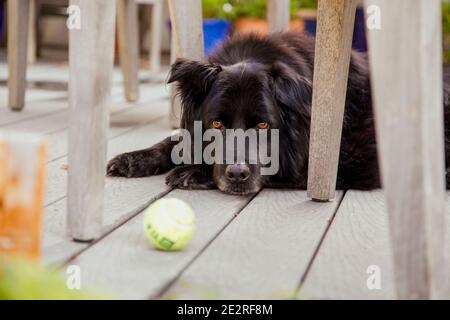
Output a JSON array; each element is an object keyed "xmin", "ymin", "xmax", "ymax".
[{"xmin": 168, "ymin": 58, "xmax": 312, "ymax": 195}]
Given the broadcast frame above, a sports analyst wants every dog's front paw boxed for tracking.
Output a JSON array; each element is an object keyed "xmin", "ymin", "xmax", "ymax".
[
  {"xmin": 166, "ymin": 165, "xmax": 216, "ymax": 190},
  {"xmin": 107, "ymin": 153, "xmax": 133, "ymax": 177},
  {"xmin": 107, "ymin": 149, "xmax": 168, "ymax": 178}
]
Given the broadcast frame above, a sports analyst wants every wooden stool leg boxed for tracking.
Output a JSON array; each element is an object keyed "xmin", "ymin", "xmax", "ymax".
[
  {"xmin": 7, "ymin": 0, "xmax": 30, "ymax": 111},
  {"xmin": 149, "ymin": 0, "xmax": 163, "ymax": 73},
  {"xmin": 267, "ymin": 0, "xmax": 290, "ymax": 33},
  {"xmin": 27, "ymin": 0, "xmax": 37, "ymax": 66},
  {"xmin": 117, "ymin": 0, "xmax": 140, "ymax": 102},
  {"xmin": 307, "ymin": 0, "xmax": 357, "ymax": 201},
  {"xmin": 366, "ymin": 0, "xmax": 449, "ymax": 299},
  {"xmin": 168, "ymin": 0, "xmax": 204, "ymax": 128},
  {"xmin": 67, "ymin": 0, "xmax": 116, "ymax": 241}
]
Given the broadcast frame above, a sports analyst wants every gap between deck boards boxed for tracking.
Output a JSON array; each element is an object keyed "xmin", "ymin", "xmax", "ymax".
[
  {"xmin": 150, "ymin": 191, "xmax": 262, "ymax": 300},
  {"xmin": 296, "ymin": 190, "xmax": 347, "ymax": 293},
  {"xmin": 154, "ymin": 190, "xmax": 347, "ymax": 300},
  {"xmin": 159, "ymin": 190, "xmax": 344, "ymax": 300},
  {"xmin": 65, "ymin": 188, "xmax": 344, "ymax": 299}
]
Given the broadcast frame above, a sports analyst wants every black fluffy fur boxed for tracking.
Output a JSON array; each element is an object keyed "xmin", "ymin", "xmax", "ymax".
[{"xmin": 107, "ymin": 32, "xmax": 450, "ymax": 194}]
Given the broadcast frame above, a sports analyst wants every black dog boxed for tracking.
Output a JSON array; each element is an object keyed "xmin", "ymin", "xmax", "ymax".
[{"xmin": 106, "ymin": 32, "xmax": 450, "ymax": 195}]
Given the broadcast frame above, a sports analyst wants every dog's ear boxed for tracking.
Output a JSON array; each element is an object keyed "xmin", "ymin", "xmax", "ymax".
[
  {"xmin": 168, "ymin": 59, "xmax": 222, "ymax": 124},
  {"xmin": 269, "ymin": 61, "xmax": 312, "ymax": 117}
]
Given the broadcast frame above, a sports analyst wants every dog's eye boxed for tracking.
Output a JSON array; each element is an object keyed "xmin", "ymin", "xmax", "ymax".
[
  {"xmin": 257, "ymin": 122, "xmax": 269, "ymax": 129},
  {"xmin": 212, "ymin": 121, "xmax": 223, "ymax": 129}
]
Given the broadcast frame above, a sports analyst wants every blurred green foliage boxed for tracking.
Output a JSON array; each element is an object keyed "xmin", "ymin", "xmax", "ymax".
[
  {"xmin": 443, "ymin": 3, "xmax": 450, "ymax": 35},
  {"xmin": 202, "ymin": 0, "xmax": 317, "ymax": 20},
  {"xmin": 443, "ymin": 2, "xmax": 450, "ymax": 63},
  {"xmin": 0, "ymin": 258, "xmax": 109, "ymax": 300}
]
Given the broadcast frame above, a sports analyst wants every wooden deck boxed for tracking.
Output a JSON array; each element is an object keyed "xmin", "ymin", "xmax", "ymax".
[{"xmin": 2, "ymin": 62, "xmax": 448, "ymax": 300}]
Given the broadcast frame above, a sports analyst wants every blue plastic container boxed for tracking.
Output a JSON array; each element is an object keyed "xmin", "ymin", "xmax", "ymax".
[
  {"xmin": 304, "ymin": 18, "xmax": 316, "ymax": 36},
  {"xmin": 168, "ymin": 19, "xmax": 231, "ymax": 57},
  {"xmin": 203, "ymin": 19, "xmax": 232, "ymax": 56},
  {"xmin": 0, "ymin": 0, "xmax": 4, "ymax": 42},
  {"xmin": 352, "ymin": 7, "xmax": 367, "ymax": 52},
  {"xmin": 303, "ymin": 7, "xmax": 367, "ymax": 52}
]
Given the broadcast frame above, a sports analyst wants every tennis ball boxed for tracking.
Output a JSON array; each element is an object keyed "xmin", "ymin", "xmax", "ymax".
[{"xmin": 143, "ymin": 198, "xmax": 195, "ymax": 251}]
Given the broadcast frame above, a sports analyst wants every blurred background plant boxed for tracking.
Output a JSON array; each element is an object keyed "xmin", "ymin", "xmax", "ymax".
[
  {"xmin": 0, "ymin": 258, "xmax": 110, "ymax": 300},
  {"xmin": 202, "ymin": 0, "xmax": 317, "ymax": 20},
  {"xmin": 442, "ymin": 2, "xmax": 450, "ymax": 63}
]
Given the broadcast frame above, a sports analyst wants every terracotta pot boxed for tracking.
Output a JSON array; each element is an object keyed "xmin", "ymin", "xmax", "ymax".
[{"xmin": 233, "ymin": 17, "xmax": 303, "ymax": 35}]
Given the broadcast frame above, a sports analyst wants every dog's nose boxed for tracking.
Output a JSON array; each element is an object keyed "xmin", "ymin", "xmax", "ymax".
[{"xmin": 225, "ymin": 164, "xmax": 250, "ymax": 183}]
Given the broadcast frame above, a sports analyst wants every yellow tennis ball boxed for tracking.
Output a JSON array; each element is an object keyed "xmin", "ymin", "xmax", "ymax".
[{"xmin": 143, "ymin": 198, "xmax": 195, "ymax": 251}]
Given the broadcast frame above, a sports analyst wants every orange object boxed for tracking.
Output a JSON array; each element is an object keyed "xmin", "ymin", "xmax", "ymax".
[
  {"xmin": 233, "ymin": 18, "xmax": 304, "ymax": 35},
  {"xmin": 0, "ymin": 135, "xmax": 47, "ymax": 260}
]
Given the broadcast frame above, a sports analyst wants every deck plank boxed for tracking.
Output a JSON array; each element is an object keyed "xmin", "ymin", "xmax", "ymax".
[
  {"xmin": 0, "ymin": 63, "xmax": 166, "ymax": 128},
  {"xmin": 68, "ymin": 190, "xmax": 251, "ymax": 299},
  {"xmin": 300, "ymin": 190, "xmax": 395, "ymax": 299},
  {"xmin": 164, "ymin": 189, "xmax": 343, "ymax": 299},
  {"xmin": 43, "ymin": 105, "xmax": 170, "ymax": 206},
  {"xmin": 1, "ymin": 84, "xmax": 168, "ymax": 162},
  {"xmin": 301, "ymin": 190, "xmax": 450, "ymax": 299},
  {"xmin": 0, "ymin": 89, "xmax": 67, "ymax": 126},
  {"xmin": 44, "ymin": 89, "xmax": 169, "ymax": 162},
  {"xmin": 1, "ymin": 62, "xmax": 68, "ymax": 124}
]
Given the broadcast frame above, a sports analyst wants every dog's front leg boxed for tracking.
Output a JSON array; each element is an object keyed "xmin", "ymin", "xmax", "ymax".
[
  {"xmin": 166, "ymin": 165, "xmax": 216, "ymax": 190},
  {"xmin": 107, "ymin": 137, "xmax": 177, "ymax": 178}
]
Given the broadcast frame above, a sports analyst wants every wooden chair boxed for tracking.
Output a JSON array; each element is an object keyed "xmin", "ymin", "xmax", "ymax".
[
  {"xmin": 8, "ymin": 0, "xmax": 70, "ymax": 108},
  {"xmin": 6, "ymin": 0, "xmax": 146, "ymax": 109},
  {"xmin": 308, "ymin": 0, "xmax": 449, "ymax": 299}
]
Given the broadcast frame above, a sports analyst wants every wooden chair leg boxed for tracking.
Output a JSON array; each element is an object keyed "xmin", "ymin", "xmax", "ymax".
[
  {"xmin": 307, "ymin": 0, "xmax": 357, "ymax": 201},
  {"xmin": 7, "ymin": 0, "xmax": 30, "ymax": 111},
  {"xmin": 366, "ymin": 0, "xmax": 450, "ymax": 299},
  {"xmin": 267, "ymin": 0, "xmax": 290, "ymax": 33},
  {"xmin": 117, "ymin": 0, "xmax": 140, "ymax": 102},
  {"xmin": 168, "ymin": 0, "xmax": 204, "ymax": 128},
  {"xmin": 27, "ymin": 0, "xmax": 37, "ymax": 65},
  {"xmin": 149, "ymin": 0, "xmax": 163, "ymax": 73},
  {"xmin": 67, "ymin": 0, "xmax": 116, "ymax": 241}
]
